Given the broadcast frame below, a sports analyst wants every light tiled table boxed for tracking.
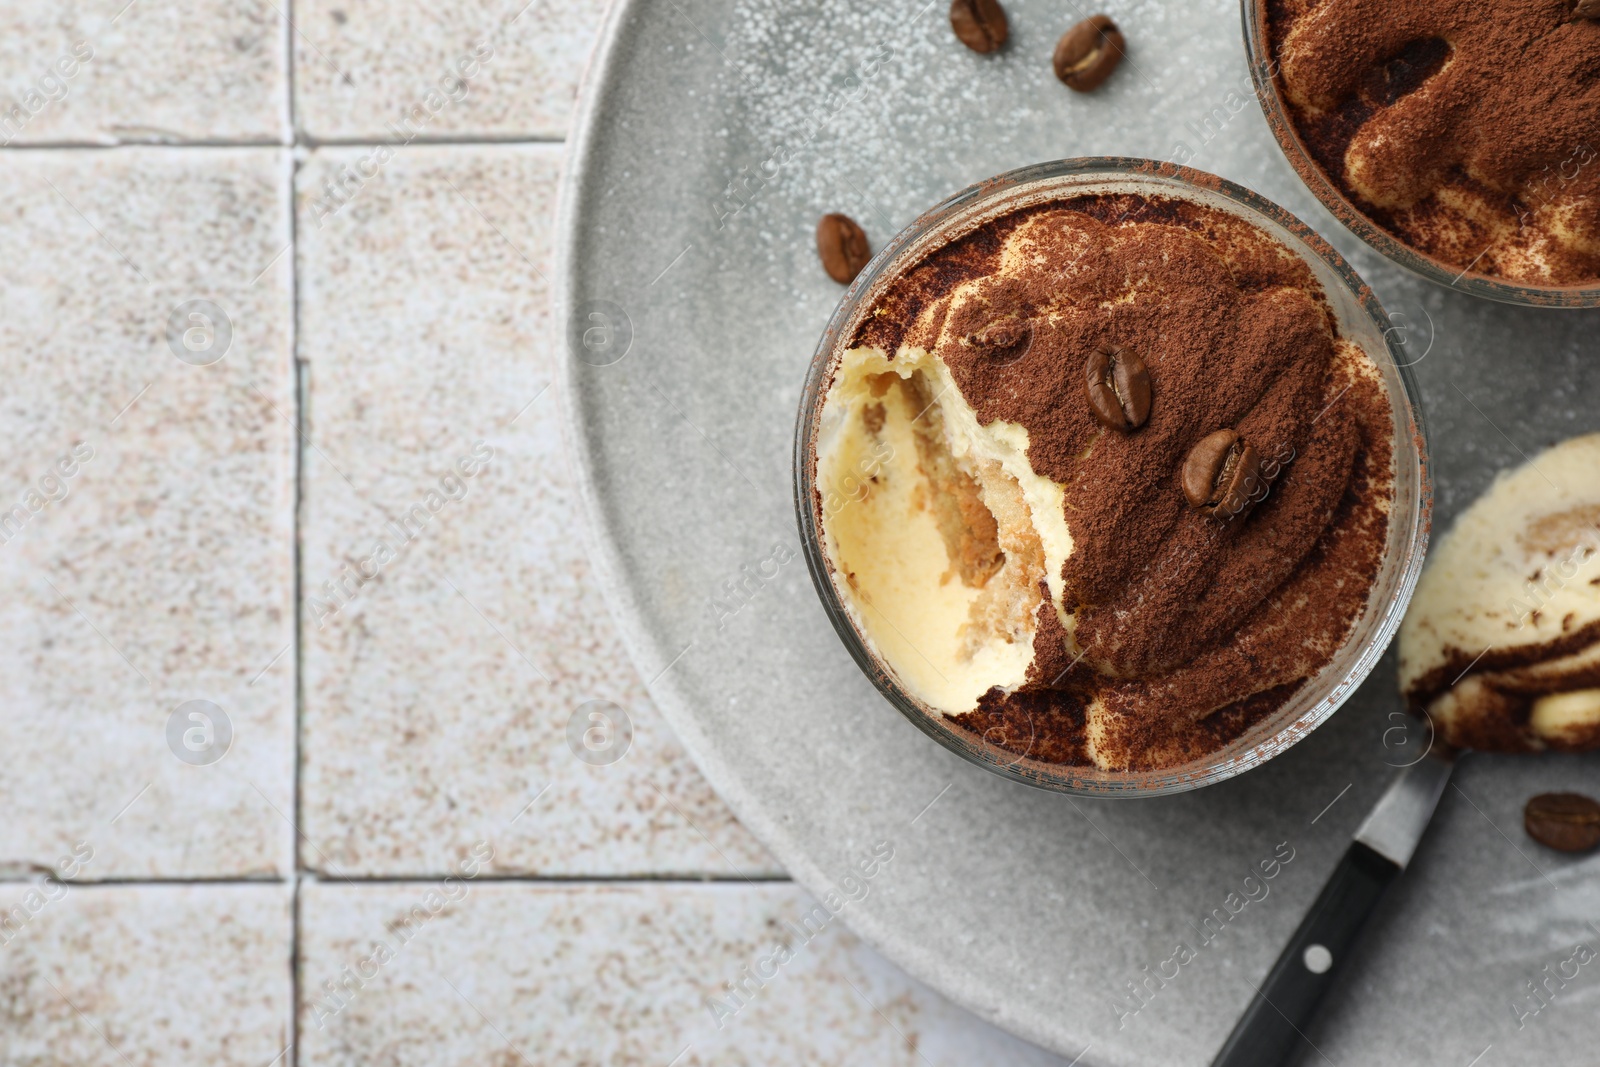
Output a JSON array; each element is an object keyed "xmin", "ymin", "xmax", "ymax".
[{"xmin": 0, "ymin": 2, "xmax": 1068, "ymax": 1063}]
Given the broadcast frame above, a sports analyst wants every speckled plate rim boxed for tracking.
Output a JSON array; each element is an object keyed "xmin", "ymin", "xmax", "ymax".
[
  {"xmin": 554, "ymin": 2, "xmax": 1093, "ymax": 1050},
  {"xmin": 553, "ymin": 2, "xmax": 1422, "ymax": 1057},
  {"xmin": 554, "ymin": 0, "xmax": 858, "ymax": 898},
  {"xmin": 1241, "ymin": 0, "xmax": 1600, "ymax": 310},
  {"xmin": 792, "ymin": 157, "xmax": 1436, "ymax": 798}
]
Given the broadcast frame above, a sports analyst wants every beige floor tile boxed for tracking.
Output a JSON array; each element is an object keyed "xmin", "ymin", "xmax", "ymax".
[
  {"xmin": 298, "ymin": 880, "xmax": 1068, "ymax": 1066},
  {"xmin": 0, "ymin": 147, "xmax": 296, "ymax": 878},
  {"xmin": 0, "ymin": 1, "xmax": 289, "ymax": 144},
  {"xmin": 292, "ymin": 0, "xmax": 608, "ymax": 142},
  {"xmin": 0, "ymin": 883, "xmax": 292, "ymax": 1067},
  {"xmin": 297, "ymin": 144, "xmax": 776, "ymax": 877}
]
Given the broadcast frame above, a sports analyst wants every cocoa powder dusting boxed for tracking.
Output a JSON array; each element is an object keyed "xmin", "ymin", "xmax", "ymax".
[{"xmin": 847, "ymin": 194, "xmax": 1394, "ymax": 771}]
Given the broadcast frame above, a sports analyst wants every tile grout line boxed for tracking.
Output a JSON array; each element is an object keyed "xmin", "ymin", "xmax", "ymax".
[
  {"xmin": 286, "ymin": 6, "xmax": 302, "ymax": 1053},
  {"xmin": 284, "ymin": 0, "xmax": 297, "ymax": 147},
  {"xmin": 289, "ymin": 265, "xmax": 304, "ymax": 1060},
  {"xmin": 0, "ymin": 135, "xmax": 567, "ymax": 150},
  {"xmin": 0, "ymin": 874, "xmax": 794, "ymax": 886},
  {"xmin": 304, "ymin": 134, "xmax": 566, "ymax": 146}
]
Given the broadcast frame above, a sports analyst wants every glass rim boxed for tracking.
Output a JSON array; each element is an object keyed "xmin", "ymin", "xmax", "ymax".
[
  {"xmin": 1240, "ymin": 0, "xmax": 1600, "ymax": 309},
  {"xmin": 791, "ymin": 157, "xmax": 1434, "ymax": 797}
]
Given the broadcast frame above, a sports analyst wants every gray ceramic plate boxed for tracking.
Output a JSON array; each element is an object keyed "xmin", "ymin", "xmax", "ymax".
[{"xmin": 556, "ymin": 0, "xmax": 1600, "ymax": 1063}]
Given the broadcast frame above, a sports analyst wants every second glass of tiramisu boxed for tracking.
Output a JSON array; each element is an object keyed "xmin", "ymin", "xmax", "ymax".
[{"xmin": 1247, "ymin": 0, "xmax": 1600, "ymax": 307}]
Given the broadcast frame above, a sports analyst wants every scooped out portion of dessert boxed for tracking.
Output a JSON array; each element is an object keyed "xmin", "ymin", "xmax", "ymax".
[
  {"xmin": 820, "ymin": 344, "xmax": 1061, "ymax": 714},
  {"xmin": 811, "ymin": 192, "xmax": 1397, "ymax": 772},
  {"xmin": 1400, "ymin": 433, "xmax": 1600, "ymax": 753}
]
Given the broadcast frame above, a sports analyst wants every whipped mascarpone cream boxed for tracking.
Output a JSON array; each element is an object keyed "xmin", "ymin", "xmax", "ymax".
[{"xmin": 816, "ymin": 343, "xmax": 1068, "ymax": 713}]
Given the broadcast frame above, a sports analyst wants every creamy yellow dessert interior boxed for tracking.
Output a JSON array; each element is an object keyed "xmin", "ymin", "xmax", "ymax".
[{"xmin": 816, "ymin": 345, "xmax": 1067, "ymax": 712}]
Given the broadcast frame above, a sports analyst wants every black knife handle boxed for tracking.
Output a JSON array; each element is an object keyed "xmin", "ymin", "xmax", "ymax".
[{"xmin": 1210, "ymin": 842, "xmax": 1400, "ymax": 1067}]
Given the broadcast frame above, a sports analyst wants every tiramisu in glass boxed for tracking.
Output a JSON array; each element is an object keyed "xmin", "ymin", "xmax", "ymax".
[{"xmin": 796, "ymin": 161, "xmax": 1430, "ymax": 789}]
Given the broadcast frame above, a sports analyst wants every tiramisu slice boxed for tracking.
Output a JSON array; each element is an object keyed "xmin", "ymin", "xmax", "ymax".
[{"xmin": 1401, "ymin": 433, "xmax": 1600, "ymax": 753}]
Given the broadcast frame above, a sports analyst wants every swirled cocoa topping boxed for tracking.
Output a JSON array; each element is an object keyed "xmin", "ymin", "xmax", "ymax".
[
  {"xmin": 850, "ymin": 194, "xmax": 1394, "ymax": 770},
  {"xmin": 1264, "ymin": 0, "xmax": 1600, "ymax": 285}
]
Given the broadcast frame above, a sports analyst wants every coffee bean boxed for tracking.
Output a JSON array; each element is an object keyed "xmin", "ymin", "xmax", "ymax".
[
  {"xmin": 1054, "ymin": 15, "xmax": 1125, "ymax": 92},
  {"xmin": 1083, "ymin": 345, "xmax": 1151, "ymax": 430},
  {"xmin": 1524, "ymin": 792, "xmax": 1600, "ymax": 852},
  {"xmin": 1572, "ymin": 0, "xmax": 1600, "ymax": 20},
  {"xmin": 969, "ymin": 317, "xmax": 1032, "ymax": 360},
  {"xmin": 1182, "ymin": 430, "xmax": 1237, "ymax": 507},
  {"xmin": 974, "ymin": 319, "xmax": 1022, "ymax": 347},
  {"xmin": 816, "ymin": 213, "xmax": 872, "ymax": 284},
  {"xmin": 1182, "ymin": 429, "xmax": 1264, "ymax": 517},
  {"xmin": 950, "ymin": 0, "xmax": 1008, "ymax": 54}
]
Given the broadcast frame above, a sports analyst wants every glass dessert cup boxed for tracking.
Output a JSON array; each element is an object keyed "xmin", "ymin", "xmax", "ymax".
[
  {"xmin": 1241, "ymin": 0, "xmax": 1600, "ymax": 309},
  {"xmin": 792, "ymin": 158, "xmax": 1433, "ymax": 797}
]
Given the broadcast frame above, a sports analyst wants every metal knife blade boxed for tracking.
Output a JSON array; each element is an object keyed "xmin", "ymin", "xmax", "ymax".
[{"xmin": 1355, "ymin": 748, "xmax": 1456, "ymax": 870}]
